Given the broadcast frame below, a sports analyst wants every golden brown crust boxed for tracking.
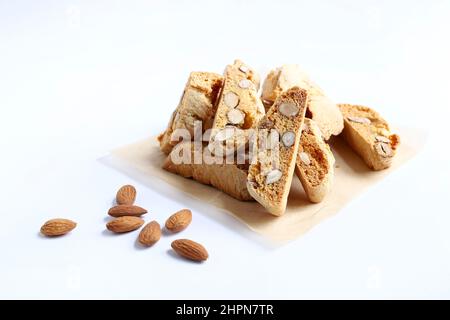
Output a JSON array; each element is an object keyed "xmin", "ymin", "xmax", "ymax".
[
  {"xmin": 162, "ymin": 142, "xmax": 253, "ymax": 201},
  {"xmin": 295, "ymin": 119, "xmax": 335, "ymax": 203},
  {"xmin": 261, "ymin": 65, "xmax": 343, "ymax": 140},
  {"xmin": 247, "ymin": 87, "xmax": 309, "ymax": 216},
  {"xmin": 211, "ymin": 60, "xmax": 264, "ymax": 133},
  {"xmin": 338, "ymin": 104, "xmax": 400, "ymax": 171},
  {"xmin": 158, "ymin": 72, "xmax": 223, "ymax": 154}
]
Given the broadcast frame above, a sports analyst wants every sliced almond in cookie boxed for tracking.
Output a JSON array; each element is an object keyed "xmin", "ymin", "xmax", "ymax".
[
  {"xmin": 299, "ymin": 152, "xmax": 311, "ymax": 165},
  {"xmin": 347, "ymin": 116, "xmax": 371, "ymax": 124},
  {"xmin": 281, "ymin": 131, "xmax": 295, "ymax": 147},
  {"xmin": 375, "ymin": 135, "xmax": 391, "ymax": 143},
  {"xmin": 265, "ymin": 169, "xmax": 282, "ymax": 184},
  {"xmin": 208, "ymin": 61, "xmax": 263, "ymax": 159},
  {"xmin": 375, "ymin": 142, "xmax": 393, "ymax": 157},
  {"xmin": 238, "ymin": 79, "xmax": 252, "ymax": 89},
  {"xmin": 339, "ymin": 104, "xmax": 400, "ymax": 170},
  {"xmin": 224, "ymin": 92, "xmax": 239, "ymax": 108},
  {"xmin": 239, "ymin": 65, "xmax": 249, "ymax": 73},
  {"xmin": 279, "ymin": 102, "xmax": 299, "ymax": 117},
  {"xmin": 295, "ymin": 118, "xmax": 335, "ymax": 203},
  {"xmin": 227, "ymin": 109, "xmax": 245, "ymax": 124}
]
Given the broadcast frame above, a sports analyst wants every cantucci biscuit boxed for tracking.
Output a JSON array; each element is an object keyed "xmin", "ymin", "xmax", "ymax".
[
  {"xmin": 338, "ymin": 104, "xmax": 400, "ymax": 171},
  {"xmin": 247, "ymin": 87, "xmax": 308, "ymax": 216},
  {"xmin": 209, "ymin": 60, "xmax": 264, "ymax": 154},
  {"xmin": 162, "ymin": 141, "xmax": 253, "ymax": 201},
  {"xmin": 158, "ymin": 72, "xmax": 223, "ymax": 154},
  {"xmin": 261, "ymin": 64, "xmax": 343, "ymax": 140},
  {"xmin": 295, "ymin": 119, "xmax": 335, "ymax": 203}
]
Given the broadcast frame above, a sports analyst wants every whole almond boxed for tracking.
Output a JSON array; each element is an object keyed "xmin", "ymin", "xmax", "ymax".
[
  {"xmin": 165, "ymin": 209, "xmax": 192, "ymax": 233},
  {"xmin": 40, "ymin": 218, "xmax": 77, "ymax": 237},
  {"xmin": 116, "ymin": 185, "xmax": 136, "ymax": 205},
  {"xmin": 171, "ymin": 239, "xmax": 208, "ymax": 262},
  {"xmin": 106, "ymin": 216, "xmax": 144, "ymax": 233},
  {"xmin": 108, "ymin": 205, "xmax": 147, "ymax": 217},
  {"xmin": 138, "ymin": 221, "xmax": 161, "ymax": 246}
]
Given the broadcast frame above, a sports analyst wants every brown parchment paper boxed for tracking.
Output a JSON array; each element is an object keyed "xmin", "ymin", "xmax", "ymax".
[{"xmin": 108, "ymin": 127, "xmax": 424, "ymax": 243}]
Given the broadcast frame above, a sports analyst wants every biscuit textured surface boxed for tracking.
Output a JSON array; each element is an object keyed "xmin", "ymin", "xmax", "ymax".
[
  {"xmin": 162, "ymin": 141, "xmax": 253, "ymax": 201},
  {"xmin": 247, "ymin": 87, "xmax": 308, "ymax": 216},
  {"xmin": 261, "ymin": 64, "xmax": 343, "ymax": 140},
  {"xmin": 295, "ymin": 119, "xmax": 335, "ymax": 203},
  {"xmin": 210, "ymin": 60, "xmax": 264, "ymax": 135},
  {"xmin": 338, "ymin": 104, "xmax": 400, "ymax": 171},
  {"xmin": 158, "ymin": 72, "xmax": 223, "ymax": 154}
]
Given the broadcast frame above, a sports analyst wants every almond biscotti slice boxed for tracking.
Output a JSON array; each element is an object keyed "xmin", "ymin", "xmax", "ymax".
[
  {"xmin": 209, "ymin": 60, "xmax": 264, "ymax": 151},
  {"xmin": 247, "ymin": 87, "xmax": 308, "ymax": 216},
  {"xmin": 158, "ymin": 72, "xmax": 223, "ymax": 154},
  {"xmin": 162, "ymin": 141, "xmax": 253, "ymax": 201},
  {"xmin": 338, "ymin": 104, "xmax": 400, "ymax": 171},
  {"xmin": 261, "ymin": 64, "xmax": 343, "ymax": 140},
  {"xmin": 295, "ymin": 119, "xmax": 335, "ymax": 203}
]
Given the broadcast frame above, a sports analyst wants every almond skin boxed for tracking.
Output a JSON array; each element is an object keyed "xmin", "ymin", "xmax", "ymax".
[
  {"xmin": 165, "ymin": 209, "xmax": 192, "ymax": 233},
  {"xmin": 41, "ymin": 219, "xmax": 77, "ymax": 237},
  {"xmin": 106, "ymin": 216, "xmax": 144, "ymax": 233},
  {"xmin": 171, "ymin": 239, "xmax": 208, "ymax": 262},
  {"xmin": 138, "ymin": 221, "xmax": 161, "ymax": 246},
  {"xmin": 108, "ymin": 205, "xmax": 147, "ymax": 217},
  {"xmin": 116, "ymin": 185, "xmax": 136, "ymax": 205}
]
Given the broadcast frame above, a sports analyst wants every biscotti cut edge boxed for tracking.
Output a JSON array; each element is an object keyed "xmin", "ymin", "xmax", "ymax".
[
  {"xmin": 261, "ymin": 64, "xmax": 343, "ymax": 140},
  {"xmin": 338, "ymin": 104, "xmax": 400, "ymax": 171},
  {"xmin": 295, "ymin": 119, "xmax": 335, "ymax": 203},
  {"xmin": 247, "ymin": 86, "xmax": 309, "ymax": 216},
  {"xmin": 209, "ymin": 60, "xmax": 265, "ymax": 156},
  {"xmin": 162, "ymin": 141, "xmax": 253, "ymax": 201}
]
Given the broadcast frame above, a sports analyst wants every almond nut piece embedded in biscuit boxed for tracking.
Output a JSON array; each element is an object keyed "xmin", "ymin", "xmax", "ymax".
[
  {"xmin": 279, "ymin": 102, "xmax": 299, "ymax": 117},
  {"xmin": 224, "ymin": 92, "xmax": 239, "ymax": 108},
  {"xmin": 238, "ymin": 79, "xmax": 252, "ymax": 89},
  {"xmin": 138, "ymin": 221, "xmax": 161, "ymax": 246},
  {"xmin": 375, "ymin": 142, "xmax": 393, "ymax": 157},
  {"xmin": 281, "ymin": 131, "xmax": 295, "ymax": 147},
  {"xmin": 40, "ymin": 219, "xmax": 77, "ymax": 237},
  {"xmin": 299, "ymin": 152, "xmax": 311, "ymax": 165},
  {"xmin": 116, "ymin": 184, "xmax": 136, "ymax": 205},
  {"xmin": 265, "ymin": 169, "xmax": 282, "ymax": 184},
  {"xmin": 347, "ymin": 116, "xmax": 371, "ymax": 124},
  {"xmin": 165, "ymin": 209, "xmax": 192, "ymax": 233},
  {"xmin": 227, "ymin": 109, "xmax": 245, "ymax": 124},
  {"xmin": 106, "ymin": 216, "xmax": 144, "ymax": 233},
  {"xmin": 108, "ymin": 205, "xmax": 147, "ymax": 217},
  {"xmin": 171, "ymin": 239, "xmax": 208, "ymax": 262},
  {"xmin": 375, "ymin": 135, "xmax": 391, "ymax": 143},
  {"xmin": 239, "ymin": 65, "xmax": 249, "ymax": 73}
]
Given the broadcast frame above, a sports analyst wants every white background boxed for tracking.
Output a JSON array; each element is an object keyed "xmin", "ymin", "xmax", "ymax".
[{"xmin": 1, "ymin": 0, "xmax": 449, "ymax": 299}]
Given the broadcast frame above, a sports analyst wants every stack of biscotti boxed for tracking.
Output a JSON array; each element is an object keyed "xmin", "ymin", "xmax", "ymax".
[
  {"xmin": 157, "ymin": 60, "xmax": 401, "ymax": 217},
  {"xmin": 159, "ymin": 60, "xmax": 263, "ymax": 201}
]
